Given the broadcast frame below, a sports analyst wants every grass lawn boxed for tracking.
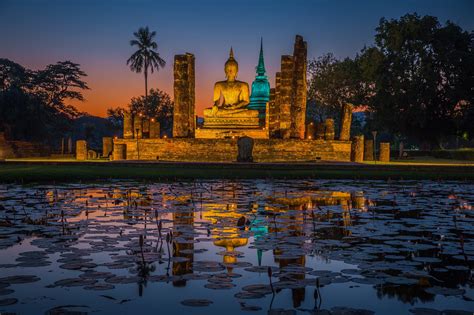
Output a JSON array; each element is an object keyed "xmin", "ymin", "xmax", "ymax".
[{"xmin": 0, "ymin": 160, "xmax": 473, "ymax": 182}]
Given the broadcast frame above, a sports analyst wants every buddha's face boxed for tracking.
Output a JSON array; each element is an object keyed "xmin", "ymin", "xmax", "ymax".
[{"xmin": 225, "ymin": 63, "xmax": 238, "ymax": 81}]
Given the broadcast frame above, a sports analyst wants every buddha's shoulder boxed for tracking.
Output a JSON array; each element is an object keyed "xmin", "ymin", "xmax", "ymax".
[{"xmin": 234, "ymin": 80, "xmax": 249, "ymax": 86}]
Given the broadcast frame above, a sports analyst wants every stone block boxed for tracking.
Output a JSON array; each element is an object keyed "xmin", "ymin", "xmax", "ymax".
[
  {"xmin": 379, "ymin": 142, "xmax": 390, "ymax": 162},
  {"xmin": 351, "ymin": 135, "xmax": 364, "ymax": 162},
  {"xmin": 237, "ymin": 136, "xmax": 254, "ymax": 162},
  {"xmin": 76, "ymin": 140, "xmax": 87, "ymax": 160},
  {"xmin": 113, "ymin": 144, "xmax": 126, "ymax": 160},
  {"xmin": 87, "ymin": 150, "xmax": 98, "ymax": 159},
  {"xmin": 364, "ymin": 139, "xmax": 374, "ymax": 161},
  {"xmin": 102, "ymin": 137, "xmax": 113, "ymax": 158}
]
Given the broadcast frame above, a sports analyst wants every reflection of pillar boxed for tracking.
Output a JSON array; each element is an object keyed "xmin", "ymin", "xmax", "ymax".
[
  {"xmin": 351, "ymin": 192, "xmax": 365, "ymax": 211},
  {"xmin": 364, "ymin": 139, "xmax": 374, "ymax": 161},
  {"xmin": 379, "ymin": 142, "xmax": 390, "ymax": 162},
  {"xmin": 339, "ymin": 103, "xmax": 353, "ymax": 141},
  {"xmin": 351, "ymin": 135, "xmax": 364, "ymax": 162},
  {"xmin": 123, "ymin": 112, "xmax": 134, "ymax": 139},
  {"xmin": 172, "ymin": 209, "xmax": 194, "ymax": 287},
  {"xmin": 324, "ymin": 119, "xmax": 335, "ymax": 140},
  {"xmin": 272, "ymin": 212, "xmax": 306, "ymax": 308},
  {"xmin": 340, "ymin": 199, "xmax": 352, "ymax": 236}
]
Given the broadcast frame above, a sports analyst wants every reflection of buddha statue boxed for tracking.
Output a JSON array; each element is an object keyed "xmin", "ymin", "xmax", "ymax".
[{"xmin": 203, "ymin": 48, "xmax": 259, "ymax": 127}]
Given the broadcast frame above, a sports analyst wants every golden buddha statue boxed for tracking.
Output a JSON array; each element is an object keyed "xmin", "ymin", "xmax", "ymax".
[{"xmin": 203, "ymin": 48, "xmax": 259, "ymax": 128}]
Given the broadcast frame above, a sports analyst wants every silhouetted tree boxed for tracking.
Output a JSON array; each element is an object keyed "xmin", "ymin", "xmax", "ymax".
[
  {"xmin": 127, "ymin": 26, "xmax": 166, "ymax": 111},
  {"xmin": 359, "ymin": 13, "xmax": 474, "ymax": 148},
  {"xmin": 0, "ymin": 59, "xmax": 89, "ymax": 144},
  {"xmin": 33, "ymin": 61, "xmax": 89, "ymax": 118}
]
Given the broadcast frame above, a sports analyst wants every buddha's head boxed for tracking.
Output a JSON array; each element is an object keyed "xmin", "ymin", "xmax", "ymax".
[{"xmin": 225, "ymin": 47, "xmax": 238, "ymax": 81}]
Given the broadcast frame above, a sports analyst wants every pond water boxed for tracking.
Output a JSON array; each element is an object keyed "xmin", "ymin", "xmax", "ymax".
[{"xmin": 0, "ymin": 179, "xmax": 473, "ymax": 315}]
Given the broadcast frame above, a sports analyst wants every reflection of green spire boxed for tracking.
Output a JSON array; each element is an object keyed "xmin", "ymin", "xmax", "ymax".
[{"xmin": 256, "ymin": 38, "xmax": 266, "ymax": 76}]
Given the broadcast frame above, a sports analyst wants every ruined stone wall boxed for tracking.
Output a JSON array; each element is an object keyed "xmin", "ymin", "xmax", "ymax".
[
  {"xmin": 0, "ymin": 133, "xmax": 50, "ymax": 159},
  {"xmin": 290, "ymin": 35, "xmax": 307, "ymax": 139},
  {"xmin": 114, "ymin": 138, "xmax": 351, "ymax": 162},
  {"xmin": 173, "ymin": 53, "xmax": 195, "ymax": 138}
]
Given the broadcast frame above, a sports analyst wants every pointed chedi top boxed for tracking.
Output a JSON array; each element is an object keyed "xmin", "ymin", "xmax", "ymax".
[{"xmin": 256, "ymin": 38, "xmax": 266, "ymax": 76}]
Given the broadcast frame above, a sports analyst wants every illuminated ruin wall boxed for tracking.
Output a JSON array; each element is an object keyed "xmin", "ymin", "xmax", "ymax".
[{"xmin": 113, "ymin": 138, "xmax": 351, "ymax": 162}]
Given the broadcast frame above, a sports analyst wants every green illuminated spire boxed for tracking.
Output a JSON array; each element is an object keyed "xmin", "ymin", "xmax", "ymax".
[
  {"xmin": 249, "ymin": 38, "xmax": 270, "ymax": 114},
  {"xmin": 256, "ymin": 38, "xmax": 266, "ymax": 76}
]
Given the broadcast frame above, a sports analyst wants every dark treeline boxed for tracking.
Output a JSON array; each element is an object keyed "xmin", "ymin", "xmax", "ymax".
[
  {"xmin": 0, "ymin": 59, "xmax": 89, "ymax": 146},
  {"xmin": 307, "ymin": 13, "xmax": 474, "ymax": 149}
]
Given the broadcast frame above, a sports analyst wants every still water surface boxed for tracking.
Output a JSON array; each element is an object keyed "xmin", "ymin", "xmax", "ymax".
[{"xmin": 0, "ymin": 179, "xmax": 473, "ymax": 314}]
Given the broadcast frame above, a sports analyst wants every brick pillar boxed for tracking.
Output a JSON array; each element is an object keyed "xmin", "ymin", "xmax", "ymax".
[
  {"xmin": 76, "ymin": 140, "xmax": 87, "ymax": 160},
  {"xmin": 339, "ymin": 103, "xmax": 353, "ymax": 141},
  {"xmin": 102, "ymin": 137, "xmax": 113, "ymax": 158},
  {"xmin": 268, "ymin": 88, "xmax": 278, "ymax": 138},
  {"xmin": 379, "ymin": 142, "xmax": 390, "ymax": 162},
  {"xmin": 351, "ymin": 135, "xmax": 364, "ymax": 162},
  {"xmin": 364, "ymin": 139, "xmax": 374, "ymax": 161},
  {"xmin": 291, "ymin": 35, "xmax": 307, "ymax": 139},
  {"xmin": 123, "ymin": 112, "xmax": 134, "ymax": 139},
  {"xmin": 279, "ymin": 55, "xmax": 293, "ymax": 139},
  {"xmin": 324, "ymin": 118, "xmax": 335, "ymax": 140},
  {"xmin": 113, "ymin": 144, "xmax": 126, "ymax": 160},
  {"xmin": 149, "ymin": 119, "xmax": 160, "ymax": 138},
  {"xmin": 133, "ymin": 115, "xmax": 143, "ymax": 139},
  {"xmin": 173, "ymin": 53, "xmax": 195, "ymax": 138}
]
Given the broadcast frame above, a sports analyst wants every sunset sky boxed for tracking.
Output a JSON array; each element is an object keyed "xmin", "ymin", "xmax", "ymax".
[{"xmin": 1, "ymin": 0, "xmax": 473, "ymax": 117}]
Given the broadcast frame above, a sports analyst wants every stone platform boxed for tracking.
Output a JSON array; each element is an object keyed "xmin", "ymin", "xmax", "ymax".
[
  {"xmin": 113, "ymin": 138, "xmax": 351, "ymax": 162},
  {"xmin": 195, "ymin": 127, "xmax": 268, "ymax": 139}
]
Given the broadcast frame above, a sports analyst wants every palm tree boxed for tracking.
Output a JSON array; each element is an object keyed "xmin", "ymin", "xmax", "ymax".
[{"xmin": 127, "ymin": 26, "xmax": 166, "ymax": 110}]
